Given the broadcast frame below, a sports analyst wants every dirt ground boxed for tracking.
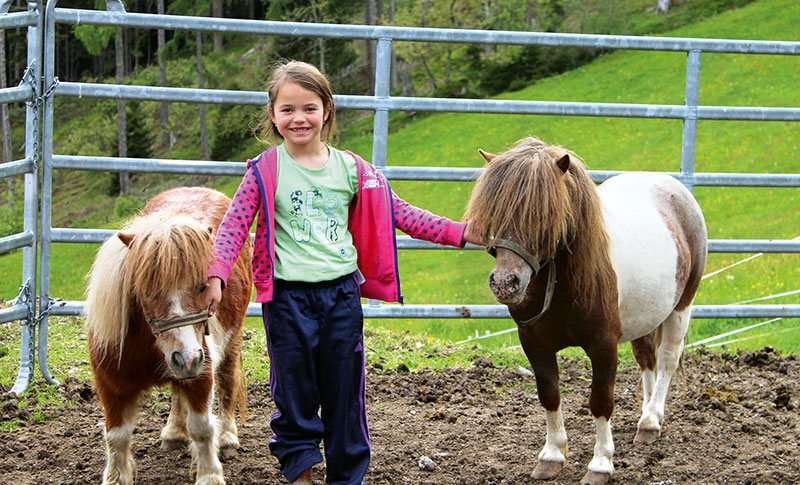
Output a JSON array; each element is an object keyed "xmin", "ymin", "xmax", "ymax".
[{"xmin": 1, "ymin": 347, "xmax": 798, "ymax": 485}]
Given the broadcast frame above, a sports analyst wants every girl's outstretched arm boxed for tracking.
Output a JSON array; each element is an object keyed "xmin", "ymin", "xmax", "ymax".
[{"xmin": 391, "ymin": 192, "xmax": 482, "ymax": 246}]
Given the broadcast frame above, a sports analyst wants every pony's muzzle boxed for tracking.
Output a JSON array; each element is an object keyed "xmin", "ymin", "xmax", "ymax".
[
  {"xmin": 489, "ymin": 271, "xmax": 523, "ymax": 303},
  {"xmin": 170, "ymin": 348, "xmax": 205, "ymax": 377}
]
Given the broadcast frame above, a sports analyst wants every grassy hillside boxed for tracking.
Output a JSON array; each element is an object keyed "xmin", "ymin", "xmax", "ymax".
[{"xmin": 1, "ymin": 0, "xmax": 798, "ymax": 370}]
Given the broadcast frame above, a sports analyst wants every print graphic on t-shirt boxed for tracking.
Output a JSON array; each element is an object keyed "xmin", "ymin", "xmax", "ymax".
[
  {"xmin": 328, "ymin": 218, "xmax": 339, "ymax": 242},
  {"xmin": 289, "ymin": 190, "xmax": 303, "ymax": 217},
  {"xmin": 290, "ymin": 219, "xmax": 312, "ymax": 242},
  {"xmin": 306, "ymin": 187, "xmax": 323, "ymax": 217},
  {"xmin": 288, "ymin": 186, "xmax": 343, "ymax": 244}
]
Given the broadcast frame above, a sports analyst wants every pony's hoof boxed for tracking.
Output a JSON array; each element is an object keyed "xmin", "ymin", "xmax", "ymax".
[
  {"xmin": 633, "ymin": 427, "xmax": 661, "ymax": 445},
  {"xmin": 581, "ymin": 470, "xmax": 611, "ymax": 485},
  {"xmin": 161, "ymin": 437, "xmax": 189, "ymax": 451},
  {"xmin": 218, "ymin": 430, "xmax": 240, "ymax": 450},
  {"xmin": 195, "ymin": 474, "xmax": 225, "ymax": 485},
  {"xmin": 220, "ymin": 446, "xmax": 238, "ymax": 461},
  {"xmin": 532, "ymin": 460, "xmax": 564, "ymax": 480}
]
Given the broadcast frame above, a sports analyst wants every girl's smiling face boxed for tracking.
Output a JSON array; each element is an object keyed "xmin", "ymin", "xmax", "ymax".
[{"xmin": 268, "ymin": 81, "xmax": 330, "ymax": 152}]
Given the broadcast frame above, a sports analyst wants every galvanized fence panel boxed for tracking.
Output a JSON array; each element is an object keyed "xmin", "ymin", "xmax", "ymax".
[
  {"xmin": 14, "ymin": 0, "xmax": 799, "ymax": 392},
  {"xmin": 0, "ymin": 0, "xmax": 43, "ymax": 395}
]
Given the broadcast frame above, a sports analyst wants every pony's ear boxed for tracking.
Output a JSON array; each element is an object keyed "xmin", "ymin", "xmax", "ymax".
[
  {"xmin": 556, "ymin": 154, "xmax": 570, "ymax": 174},
  {"xmin": 478, "ymin": 149, "xmax": 497, "ymax": 163},
  {"xmin": 117, "ymin": 232, "xmax": 135, "ymax": 247}
]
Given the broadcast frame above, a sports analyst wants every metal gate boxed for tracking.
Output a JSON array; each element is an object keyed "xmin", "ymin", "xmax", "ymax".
[{"xmin": 3, "ymin": 0, "xmax": 800, "ymax": 393}]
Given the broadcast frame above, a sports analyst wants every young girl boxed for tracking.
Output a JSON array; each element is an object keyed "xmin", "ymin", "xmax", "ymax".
[{"xmin": 205, "ymin": 60, "xmax": 479, "ymax": 485}]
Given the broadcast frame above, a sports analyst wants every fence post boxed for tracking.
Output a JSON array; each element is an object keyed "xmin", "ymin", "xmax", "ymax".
[
  {"xmin": 36, "ymin": 0, "xmax": 60, "ymax": 390},
  {"xmin": 371, "ymin": 37, "xmax": 392, "ymax": 168},
  {"xmin": 680, "ymin": 49, "xmax": 701, "ymax": 191}
]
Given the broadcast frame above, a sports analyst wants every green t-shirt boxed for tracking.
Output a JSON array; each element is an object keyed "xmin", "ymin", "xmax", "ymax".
[{"xmin": 273, "ymin": 144, "xmax": 360, "ymax": 282}]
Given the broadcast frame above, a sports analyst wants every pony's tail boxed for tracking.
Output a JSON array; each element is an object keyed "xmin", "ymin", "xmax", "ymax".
[{"xmin": 85, "ymin": 234, "xmax": 131, "ymax": 365}]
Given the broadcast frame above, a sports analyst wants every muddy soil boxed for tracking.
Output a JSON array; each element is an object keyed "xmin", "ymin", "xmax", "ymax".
[{"xmin": 1, "ymin": 347, "xmax": 798, "ymax": 484}]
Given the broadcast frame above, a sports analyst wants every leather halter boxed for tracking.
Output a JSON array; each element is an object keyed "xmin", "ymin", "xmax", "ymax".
[
  {"xmin": 486, "ymin": 238, "xmax": 557, "ymax": 327},
  {"xmin": 146, "ymin": 309, "xmax": 210, "ymax": 337}
]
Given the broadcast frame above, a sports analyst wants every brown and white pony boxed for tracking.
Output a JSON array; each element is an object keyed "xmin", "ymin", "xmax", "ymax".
[
  {"xmin": 465, "ymin": 137, "xmax": 707, "ymax": 485},
  {"xmin": 85, "ymin": 187, "xmax": 252, "ymax": 485}
]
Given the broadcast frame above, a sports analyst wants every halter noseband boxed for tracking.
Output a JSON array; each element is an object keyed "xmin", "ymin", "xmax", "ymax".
[
  {"xmin": 146, "ymin": 309, "xmax": 210, "ymax": 337},
  {"xmin": 486, "ymin": 238, "xmax": 557, "ymax": 327}
]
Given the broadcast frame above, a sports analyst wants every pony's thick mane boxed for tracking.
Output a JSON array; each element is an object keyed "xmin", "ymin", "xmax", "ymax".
[
  {"xmin": 464, "ymin": 136, "xmax": 613, "ymax": 305},
  {"xmin": 85, "ymin": 212, "xmax": 213, "ymax": 361}
]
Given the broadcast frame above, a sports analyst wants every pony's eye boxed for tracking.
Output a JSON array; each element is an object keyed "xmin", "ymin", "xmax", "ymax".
[{"xmin": 199, "ymin": 283, "xmax": 208, "ymax": 294}]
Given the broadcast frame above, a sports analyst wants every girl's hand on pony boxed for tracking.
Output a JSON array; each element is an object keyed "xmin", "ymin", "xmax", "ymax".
[{"xmin": 204, "ymin": 277, "xmax": 223, "ymax": 316}]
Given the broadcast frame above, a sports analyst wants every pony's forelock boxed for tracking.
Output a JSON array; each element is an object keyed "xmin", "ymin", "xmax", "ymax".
[{"xmin": 125, "ymin": 214, "xmax": 212, "ymax": 300}]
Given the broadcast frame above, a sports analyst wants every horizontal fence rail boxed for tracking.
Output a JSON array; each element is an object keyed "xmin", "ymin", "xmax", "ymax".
[
  {"xmin": 49, "ymin": 229, "xmax": 800, "ymax": 254},
  {"xmin": 0, "ymin": 305, "xmax": 29, "ymax": 324},
  {"xmin": 0, "ymin": 231, "xmax": 34, "ymax": 254},
  {"xmin": 0, "ymin": 158, "xmax": 35, "ymax": 179},
  {"xmin": 52, "ymin": 9, "xmax": 800, "ymax": 54},
  {"xmin": 0, "ymin": 10, "xmax": 37, "ymax": 28},
  {"xmin": 46, "ymin": 301, "xmax": 800, "ymax": 320},
  {"xmin": 55, "ymin": 82, "xmax": 800, "ymax": 121},
  {"xmin": 0, "ymin": 85, "xmax": 33, "ymax": 104},
  {"xmin": 52, "ymin": 154, "xmax": 800, "ymax": 187}
]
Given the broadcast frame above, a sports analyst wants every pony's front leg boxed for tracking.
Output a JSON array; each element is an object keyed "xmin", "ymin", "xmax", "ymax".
[
  {"xmin": 636, "ymin": 308, "xmax": 690, "ymax": 444},
  {"xmin": 582, "ymin": 342, "xmax": 618, "ymax": 485},
  {"xmin": 527, "ymin": 351, "xmax": 568, "ymax": 480},
  {"xmin": 214, "ymin": 345, "xmax": 244, "ymax": 452},
  {"xmin": 183, "ymin": 383, "xmax": 224, "ymax": 485},
  {"xmin": 161, "ymin": 385, "xmax": 190, "ymax": 450},
  {"xmin": 98, "ymin": 390, "xmax": 140, "ymax": 485}
]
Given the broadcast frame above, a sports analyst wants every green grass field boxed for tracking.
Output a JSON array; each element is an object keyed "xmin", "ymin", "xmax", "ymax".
[{"xmin": 1, "ymin": 0, "xmax": 798, "ymax": 391}]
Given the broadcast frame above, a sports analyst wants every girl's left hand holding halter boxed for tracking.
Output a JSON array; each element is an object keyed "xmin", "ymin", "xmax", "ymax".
[{"xmin": 204, "ymin": 276, "xmax": 223, "ymax": 317}]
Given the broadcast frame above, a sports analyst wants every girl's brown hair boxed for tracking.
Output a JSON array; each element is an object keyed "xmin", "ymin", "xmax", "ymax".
[{"xmin": 255, "ymin": 60, "xmax": 337, "ymax": 145}]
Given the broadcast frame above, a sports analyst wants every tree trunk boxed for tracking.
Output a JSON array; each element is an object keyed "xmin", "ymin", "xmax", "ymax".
[
  {"xmin": 656, "ymin": 0, "xmax": 671, "ymax": 14},
  {"xmin": 196, "ymin": 32, "xmax": 209, "ymax": 161},
  {"xmin": 397, "ymin": 58, "xmax": 415, "ymax": 97},
  {"xmin": 116, "ymin": 27, "xmax": 130, "ymax": 195},
  {"xmin": 1, "ymin": 29, "xmax": 13, "ymax": 206},
  {"xmin": 157, "ymin": 0, "xmax": 169, "ymax": 149},
  {"xmin": 212, "ymin": 0, "xmax": 223, "ymax": 50}
]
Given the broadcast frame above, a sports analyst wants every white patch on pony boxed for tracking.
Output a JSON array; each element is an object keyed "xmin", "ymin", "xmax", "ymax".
[
  {"xmin": 103, "ymin": 421, "xmax": 136, "ymax": 485},
  {"xmin": 538, "ymin": 407, "xmax": 568, "ymax": 463},
  {"xmin": 640, "ymin": 369, "xmax": 656, "ymax": 412},
  {"xmin": 169, "ymin": 292, "xmax": 203, "ymax": 357},
  {"xmin": 640, "ymin": 307, "xmax": 691, "ymax": 432},
  {"xmin": 598, "ymin": 173, "xmax": 683, "ymax": 342},
  {"xmin": 187, "ymin": 394, "xmax": 223, "ymax": 483},
  {"xmin": 587, "ymin": 416, "xmax": 615, "ymax": 475},
  {"xmin": 206, "ymin": 315, "xmax": 223, "ymax": 373}
]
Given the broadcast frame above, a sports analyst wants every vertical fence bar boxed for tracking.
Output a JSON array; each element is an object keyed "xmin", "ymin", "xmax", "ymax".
[
  {"xmin": 32, "ymin": 0, "xmax": 55, "ymax": 386},
  {"xmin": 680, "ymin": 50, "xmax": 701, "ymax": 191},
  {"xmin": 371, "ymin": 38, "xmax": 392, "ymax": 168},
  {"xmin": 9, "ymin": 0, "xmax": 41, "ymax": 395},
  {"xmin": 36, "ymin": 0, "xmax": 58, "ymax": 388}
]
